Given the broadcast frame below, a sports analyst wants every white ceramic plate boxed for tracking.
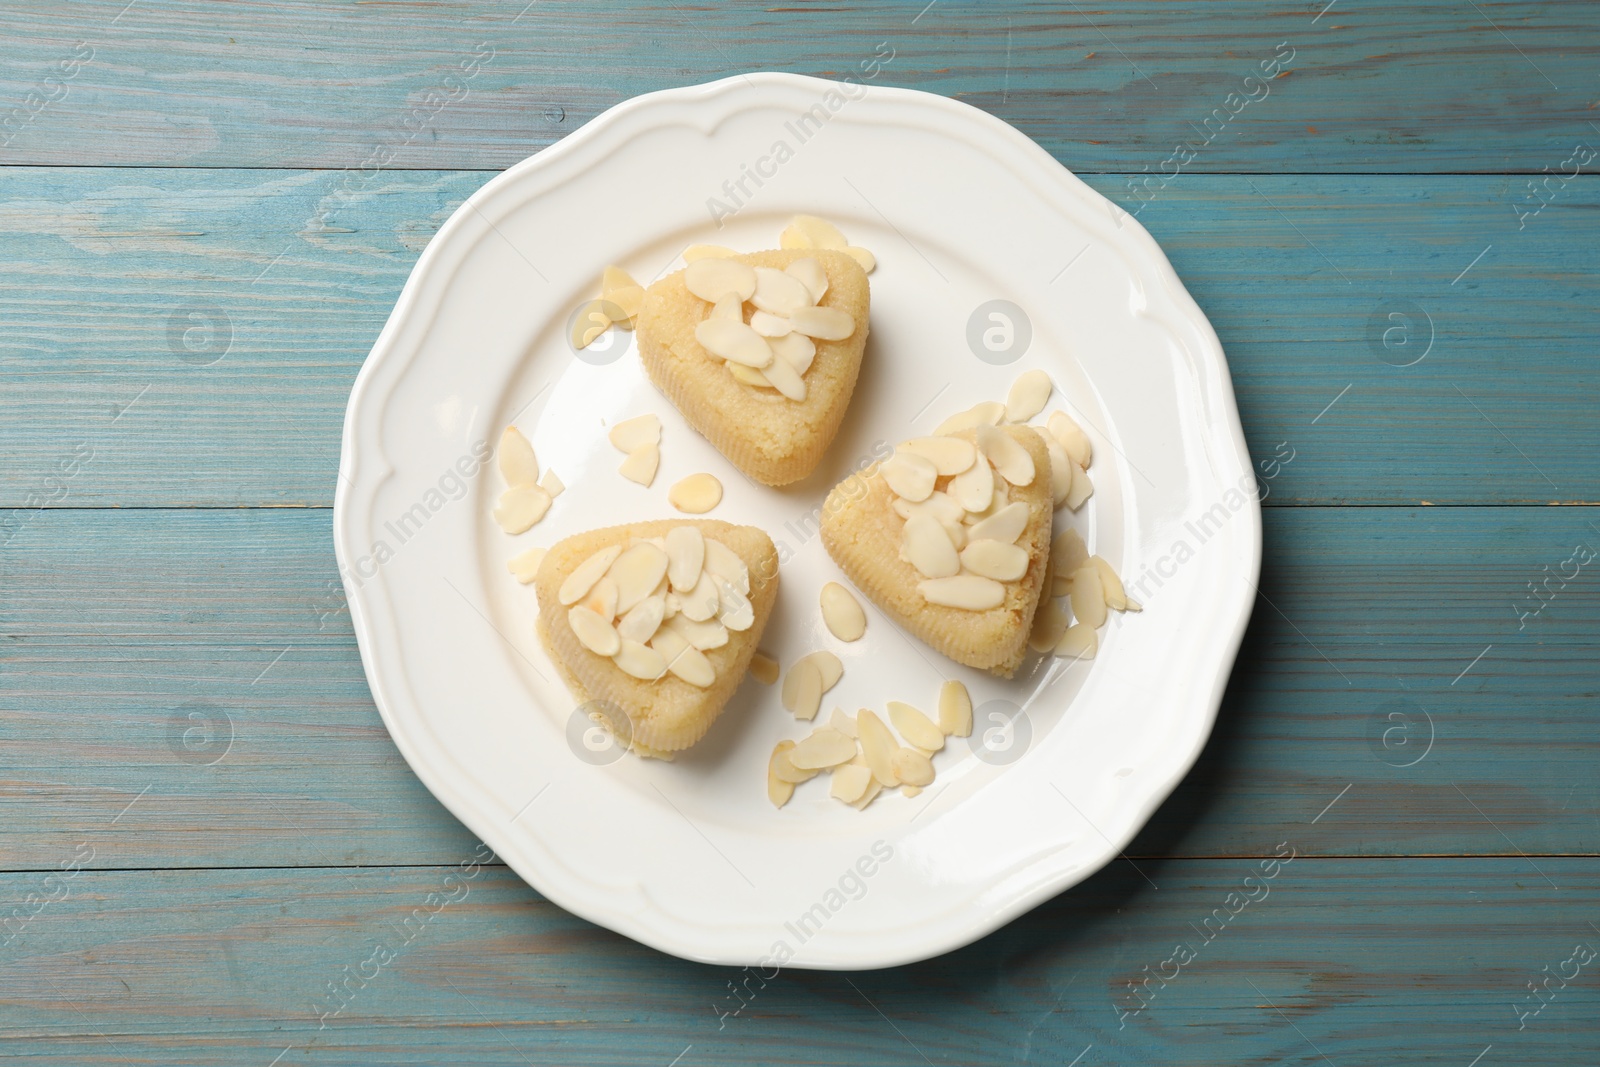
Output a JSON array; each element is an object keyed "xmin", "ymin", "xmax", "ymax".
[{"xmin": 334, "ymin": 73, "xmax": 1260, "ymax": 970}]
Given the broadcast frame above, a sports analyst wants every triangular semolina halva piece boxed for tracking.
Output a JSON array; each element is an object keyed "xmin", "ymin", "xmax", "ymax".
[
  {"xmin": 821, "ymin": 426, "xmax": 1054, "ymax": 677},
  {"xmin": 636, "ymin": 249, "xmax": 869, "ymax": 486},
  {"xmin": 535, "ymin": 519, "xmax": 779, "ymax": 757}
]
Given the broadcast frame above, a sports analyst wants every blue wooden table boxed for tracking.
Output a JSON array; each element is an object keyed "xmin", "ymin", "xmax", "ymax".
[{"xmin": 3, "ymin": 2, "xmax": 1597, "ymax": 1063}]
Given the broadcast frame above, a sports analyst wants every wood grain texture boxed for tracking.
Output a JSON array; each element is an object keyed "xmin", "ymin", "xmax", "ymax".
[
  {"xmin": 0, "ymin": 169, "xmax": 1595, "ymax": 508},
  {"xmin": 0, "ymin": 860, "xmax": 1595, "ymax": 1065},
  {"xmin": 0, "ymin": 2, "xmax": 1595, "ymax": 171},
  {"xmin": 1, "ymin": 506, "xmax": 1593, "ymax": 869}
]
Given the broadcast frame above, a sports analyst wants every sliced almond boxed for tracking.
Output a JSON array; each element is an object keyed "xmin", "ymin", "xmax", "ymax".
[
  {"xmin": 749, "ymin": 651, "xmax": 780, "ymax": 685},
  {"xmin": 830, "ymin": 763, "xmax": 873, "ymax": 804},
  {"xmin": 606, "ymin": 285, "xmax": 644, "ymax": 321},
  {"xmin": 795, "ymin": 651, "xmax": 843, "ymax": 692},
  {"xmin": 891, "ymin": 748, "xmax": 935, "ymax": 787},
  {"xmin": 664, "ymin": 641, "xmax": 715, "ymax": 688},
  {"xmin": 568, "ymin": 606, "xmax": 620, "ymax": 657},
  {"xmin": 829, "ymin": 707, "xmax": 857, "ymax": 737},
  {"xmin": 618, "ymin": 445, "xmax": 660, "ymax": 487},
  {"xmin": 614, "ymin": 639, "xmax": 668, "ymax": 681},
  {"xmin": 579, "ymin": 575, "xmax": 619, "ymax": 621},
  {"xmin": 601, "ymin": 264, "xmax": 638, "ymax": 293},
  {"xmin": 695, "ymin": 318, "xmax": 773, "ymax": 368},
  {"xmin": 768, "ymin": 742, "xmax": 797, "ymax": 808},
  {"xmin": 960, "ymin": 539, "xmax": 1029, "ymax": 581},
  {"xmin": 729, "ymin": 363, "xmax": 773, "ymax": 388},
  {"xmin": 902, "ymin": 785, "xmax": 923, "ymax": 799},
  {"xmin": 781, "ymin": 214, "xmax": 848, "ymax": 250},
  {"xmin": 975, "ymin": 425, "xmax": 1036, "ymax": 487},
  {"xmin": 1051, "ymin": 528, "xmax": 1090, "ymax": 575},
  {"xmin": 856, "ymin": 709, "xmax": 899, "ymax": 786},
  {"xmin": 1048, "ymin": 410, "xmax": 1093, "ymax": 467},
  {"xmin": 538, "ymin": 469, "xmax": 565, "ymax": 499},
  {"xmin": 968, "ymin": 501, "xmax": 1029, "ymax": 545},
  {"xmin": 902, "ymin": 514, "xmax": 960, "ymax": 579},
  {"xmin": 668, "ymin": 473, "xmax": 723, "ymax": 514},
  {"xmin": 919, "ymin": 575, "xmax": 1005, "ymax": 610},
  {"xmin": 888, "ymin": 701, "xmax": 945, "ymax": 752},
  {"xmin": 664, "ymin": 613, "xmax": 728, "ymax": 651},
  {"xmin": 786, "ymin": 258, "xmax": 829, "ymax": 302},
  {"xmin": 558, "ymin": 545, "xmax": 623, "ymax": 605},
  {"xmin": 781, "ymin": 660, "xmax": 824, "ymax": 721},
  {"xmin": 507, "ymin": 546, "xmax": 547, "ymax": 584},
  {"xmin": 787, "ymin": 305, "xmax": 854, "ymax": 341},
  {"xmin": 820, "ymin": 582, "xmax": 867, "ymax": 641},
  {"xmin": 851, "ymin": 778, "xmax": 884, "ymax": 809},
  {"xmin": 771, "ymin": 739, "xmax": 817, "ymax": 784},
  {"xmin": 768, "ymin": 331, "xmax": 816, "ymax": 375},
  {"xmin": 709, "ymin": 292, "xmax": 743, "ymax": 322},
  {"xmin": 751, "ymin": 266, "xmax": 813, "ymax": 316},
  {"xmin": 571, "ymin": 300, "xmax": 611, "ymax": 349},
  {"xmin": 703, "ymin": 538, "xmax": 750, "ymax": 595},
  {"xmin": 899, "ymin": 436, "xmax": 978, "ymax": 476},
  {"xmin": 498, "ymin": 426, "xmax": 539, "ymax": 486},
  {"xmin": 948, "ymin": 452, "xmax": 995, "ymax": 513},
  {"xmin": 1124, "ymin": 596, "xmax": 1144, "ymax": 613},
  {"xmin": 616, "ymin": 595, "xmax": 665, "ymax": 645},
  {"xmin": 934, "ymin": 401, "xmax": 1005, "ymax": 435},
  {"xmin": 938, "ymin": 680, "xmax": 973, "ymax": 736},
  {"xmin": 608, "ymin": 413, "xmax": 661, "ymax": 453},
  {"xmin": 685, "ymin": 257, "xmax": 756, "ymax": 303},
  {"xmin": 1045, "ymin": 437, "xmax": 1073, "ymax": 508},
  {"xmin": 749, "ymin": 309, "xmax": 793, "ymax": 337},
  {"xmin": 892, "ymin": 490, "xmax": 966, "ymax": 527},
  {"xmin": 1056, "ymin": 621, "xmax": 1098, "ymax": 659},
  {"xmin": 1065, "ymin": 461, "xmax": 1094, "ymax": 510},
  {"xmin": 684, "ymin": 244, "xmax": 737, "ymax": 263},
  {"xmin": 492, "ymin": 484, "xmax": 551, "ymax": 534},
  {"xmin": 759, "ymin": 350, "xmax": 807, "ymax": 401},
  {"xmin": 1069, "ymin": 565, "xmax": 1108, "ymax": 628},
  {"xmin": 608, "ymin": 542, "xmax": 671, "ymax": 614},
  {"xmin": 1092, "ymin": 555, "xmax": 1128, "ymax": 611},
  {"xmin": 1052, "ymin": 570, "xmax": 1075, "ymax": 598},
  {"xmin": 1004, "ymin": 369, "xmax": 1053, "ymax": 423},
  {"xmin": 679, "ymin": 570, "xmax": 720, "ymax": 621},
  {"xmin": 665, "ymin": 525, "xmax": 705, "ymax": 592},
  {"xmin": 1028, "ymin": 598, "xmax": 1070, "ymax": 652},
  {"xmin": 788, "ymin": 728, "xmax": 857, "ymax": 770},
  {"xmin": 714, "ymin": 578, "xmax": 755, "ymax": 631},
  {"xmin": 845, "ymin": 246, "xmax": 876, "ymax": 272},
  {"xmin": 882, "ymin": 450, "xmax": 939, "ymax": 502}
]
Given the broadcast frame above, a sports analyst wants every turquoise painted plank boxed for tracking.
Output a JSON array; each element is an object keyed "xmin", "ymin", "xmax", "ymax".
[
  {"xmin": 0, "ymin": 169, "xmax": 1596, "ymax": 507},
  {"xmin": 1, "ymin": 506, "xmax": 1595, "ymax": 869},
  {"xmin": 0, "ymin": 2, "xmax": 1595, "ymax": 171},
  {"xmin": 0, "ymin": 860, "xmax": 1594, "ymax": 1064}
]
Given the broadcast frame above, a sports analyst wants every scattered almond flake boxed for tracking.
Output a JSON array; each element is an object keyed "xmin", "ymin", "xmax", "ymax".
[
  {"xmin": 948, "ymin": 452, "xmax": 995, "ymax": 513},
  {"xmin": 902, "ymin": 784, "xmax": 923, "ymax": 798},
  {"xmin": 668, "ymin": 473, "xmax": 723, "ymax": 514},
  {"xmin": 568, "ymin": 605, "xmax": 621, "ymax": 657},
  {"xmin": 664, "ymin": 642, "xmax": 715, "ymax": 688},
  {"xmin": 844, "ymin": 246, "xmax": 876, "ymax": 272},
  {"xmin": 820, "ymin": 582, "xmax": 867, "ymax": 641},
  {"xmin": 975, "ymin": 425, "xmax": 1036, "ymax": 486},
  {"xmin": 934, "ymin": 401, "xmax": 1005, "ymax": 435},
  {"xmin": 749, "ymin": 651, "xmax": 780, "ymax": 685},
  {"xmin": 608, "ymin": 413, "xmax": 661, "ymax": 453},
  {"xmin": 580, "ymin": 576, "xmax": 619, "ymax": 621},
  {"xmin": 538, "ymin": 469, "xmax": 565, "ymax": 499},
  {"xmin": 571, "ymin": 300, "xmax": 612, "ymax": 349},
  {"xmin": 918, "ymin": 574, "xmax": 1005, "ymax": 610},
  {"xmin": 579, "ymin": 320, "xmax": 610, "ymax": 348},
  {"xmin": 881, "ymin": 450, "xmax": 938, "ymax": 502},
  {"xmin": 1045, "ymin": 437, "xmax": 1073, "ymax": 508},
  {"xmin": 830, "ymin": 763, "xmax": 873, "ymax": 804},
  {"xmin": 902, "ymin": 514, "xmax": 961, "ymax": 579},
  {"xmin": 608, "ymin": 542, "xmax": 671, "ymax": 614},
  {"xmin": 664, "ymin": 526, "xmax": 705, "ymax": 592},
  {"xmin": 959, "ymin": 539, "xmax": 1029, "ymax": 581},
  {"xmin": 664, "ymin": 613, "xmax": 728, "ymax": 651},
  {"xmin": 614, "ymin": 638, "xmax": 668, "ymax": 680},
  {"xmin": 795, "ymin": 650, "xmax": 843, "ymax": 691},
  {"xmin": 855, "ymin": 709, "xmax": 899, "ymax": 786},
  {"xmin": 606, "ymin": 285, "xmax": 644, "ymax": 321},
  {"xmin": 1092, "ymin": 555, "xmax": 1129, "ymax": 611},
  {"xmin": 781, "ymin": 659, "xmax": 825, "ymax": 721},
  {"xmin": 497, "ymin": 426, "xmax": 539, "ymax": 487},
  {"xmin": 558, "ymin": 545, "xmax": 624, "ymax": 605},
  {"xmin": 888, "ymin": 701, "xmax": 945, "ymax": 752},
  {"xmin": 759, "ymin": 351, "xmax": 807, "ymax": 401},
  {"xmin": 786, "ymin": 258, "xmax": 829, "ymax": 302},
  {"xmin": 1029, "ymin": 598, "xmax": 1070, "ymax": 652},
  {"xmin": 788, "ymin": 728, "xmax": 856, "ymax": 770},
  {"xmin": 899, "ymin": 436, "xmax": 977, "ymax": 476},
  {"xmin": 967, "ymin": 501, "xmax": 1029, "ymax": 545},
  {"xmin": 938, "ymin": 680, "xmax": 973, "ymax": 736},
  {"xmin": 684, "ymin": 244, "xmax": 737, "ymax": 262},
  {"xmin": 685, "ymin": 257, "xmax": 756, "ymax": 302},
  {"xmin": 768, "ymin": 742, "xmax": 797, "ymax": 807},
  {"xmin": 492, "ymin": 484, "xmax": 552, "ymax": 534},
  {"xmin": 678, "ymin": 571, "xmax": 720, "ymax": 621},
  {"xmin": 749, "ymin": 309, "xmax": 793, "ymax": 337},
  {"xmin": 771, "ymin": 739, "xmax": 818, "ymax": 784},
  {"xmin": 829, "ymin": 707, "xmax": 857, "ymax": 737},
  {"xmin": 601, "ymin": 264, "xmax": 638, "ymax": 292},
  {"xmin": 1048, "ymin": 410, "xmax": 1093, "ymax": 467},
  {"xmin": 617, "ymin": 596, "xmax": 666, "ymax": 645},
  {"xmin": 891, "ymin": 747, "xmax": 935, "ymax": 787},
  {"xmin": 1124, "ymin": 595, "xmax": 1143, "ymax": 613},
  {"xmin": 768, "ymin": 331, "xmax": 816, "ymax": 375},
  {"xmin": 703, "ymin": 539, "xmax": 750, "ymax": 594},
  {"xmin": 1004, "ymin": 369, "xmax": 1053, "ymax": 423},
  {"xmin": 695, "ymin": 318, "xmax": 774, "ymax": 368},
  {"xmin": 714, "ymin": 578, "xmax": 755, "ymax": 631},
  {"xmin": 709, "ymin": 292, "xmax": 743, "ymax": 321},
  {"xmin": 1069, "ymin": 565, "xmax": 1108, "ymax": 628},
  {"xmin": 1056, "ymin": 621, "xmax": 1098, "ymax": 660},
  {"xmin": 1065, "ymin": 461, "xmax": 1094, "ymax": 510},
  {"xmin": 751, "ymin": 266, "xmax": 813, "ymax": 316},
  {"xmin": 782, "ymin": 214, "xmax": 849, "ymax": 250},
  {"xmin": 1051, "ymin": 528, "xmax": 1090, "ymax": 575},
  {"xmin": 618, "ymin": 444, "xmax": 660, "ymax": 486},
  {"xmin": 507, "ymin": 546, "xmax": 547, "ymax": 584},
  {"xmin": 728, "ymin": 363, "xmax": 773, "ymax": 388},
  {"xmin": 788, "ymin": 305, "xmax": 854, "ymax": 341},
  {"xmin": 1052, "ymin": 570, "xmax": 1075, "ymax": 598}
]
